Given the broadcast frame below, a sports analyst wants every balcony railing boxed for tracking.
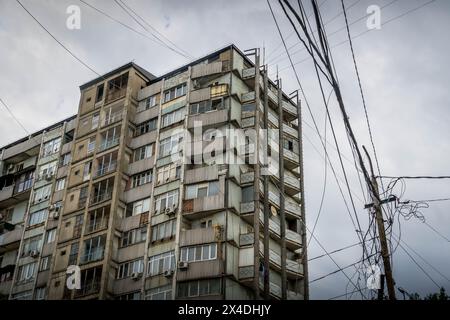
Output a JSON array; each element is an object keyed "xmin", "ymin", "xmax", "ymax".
[
  {"xmin": 103, "ymin": 113, "xmax": 123, "ymax": 127},
  {"xmin": 89, "ymin": 190, "xmax": 112, "ymax": 205},
  {"xmin": 94, "ymin": 162, "xmax": 117, "ymax": 178},
  {"xmin": 105, "ymin": 88, "xmax": 126, "ymax": 103},
  {"xmin": 80, "ymin": 248, "xmax": 105, "ymax": 264},
  {"xmin": 74, "ymin": 280, "xmax": 100, "ymax": 297},
  {"xmin": 98, "ymin": 138, "xmax": 120, "ymax": 152},
  {"xmin": 14, "ymin": 179, "xmax": 33, "ymax": 194},
  {"xmin": 240, "ymin": 201, "xmax": 255, "ymax": 214},
  {"xmin": 85, "ymin": 218, "xmax": 109, "ymax": 234}
]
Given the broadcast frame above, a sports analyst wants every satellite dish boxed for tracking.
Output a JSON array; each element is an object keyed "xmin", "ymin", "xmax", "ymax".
[{"xmin": 270, "ymin": 205, "xmax": 278, "ymax": 216}]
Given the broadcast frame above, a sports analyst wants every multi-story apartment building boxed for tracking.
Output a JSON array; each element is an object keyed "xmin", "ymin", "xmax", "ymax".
[{"xmin": 0, "ymin": 45, "xmax": 307, "ymax": 300}]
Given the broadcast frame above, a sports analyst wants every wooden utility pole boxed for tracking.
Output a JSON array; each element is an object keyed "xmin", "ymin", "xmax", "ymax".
[{"xmin": 363, "ymin": 146, "xmax": 396, "ymax": 300}]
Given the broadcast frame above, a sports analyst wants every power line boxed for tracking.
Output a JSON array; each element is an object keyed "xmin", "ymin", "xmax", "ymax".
[
  {"xmin": 116, "ymin": 0, "xmax": 193, "ymax": 59},
  {"xmin": 113, "ymin": 0, "xmax": 192, "ymax": 59},
  {"xmin": 395, "ymin": 237, "xmax": 442, "ymax": 290},
  {"xmin": 0, "ymin": 97, "xmax": 30, "ymax": 136},
  {"xmin": 309, "ymin": 238, "xmax": 376, "ymax": 262},
  {"xmin": 310, "ymin": 254, "xmax": 375, "ymax": 284},
  {"xmin": 379, "ymin": 175, "xmax": 450, "ymax": 180},
  {"xmin": 279, "ymin": 0, "xmax": 371, "ymax": 264},
  {"xmin": 274, "ymin": 0, "xmax": 437, "ymax": 75},
  {"xmin": 266, "ymin": 0, "xmax": 330, "ymax": 60},
  {"xmin": 328, "ymin": 287, "xmax": 367, "ymax": 300},
  {"xmin": 392, "ymin": 234, "xmax": 450, "ymax": 283},
  {"xmin": 268, "ymin": 0, "xmax": 363, "ymax": 65},
  {"xmin": 341, "ymin": 0, "xmax": 383, "ymax": 188},
  {"xmin": 78, "ymin": 0, "xmax": 191, "ymax": 60},
  {"xmin": 410, "ymin": 198, "xmax": 450, "ymax": 203},
  {"xmin": 16, "ymin": 0, "xmax": 100, "ymax": 76},
  {"xmin": 267, "ymin": 0, "xmax": 366, "ymax": 299}
]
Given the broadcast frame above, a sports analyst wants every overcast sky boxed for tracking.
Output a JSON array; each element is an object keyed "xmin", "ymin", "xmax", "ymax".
[{"xmin": 1, "ymin": 0, "xmax": 449, "ymax": 300}]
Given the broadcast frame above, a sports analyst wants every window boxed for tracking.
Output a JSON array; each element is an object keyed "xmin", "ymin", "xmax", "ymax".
[
  {"xmin": 40, "ymin": 256, "xmax": 51, "ymax": 271},
  {"xmin": 38, "ymin": 161, "xmax": 57, "ymax": 180},
  {"xmin": 95, "ymin": 84, "xmax": 104, "ymax": 103},
  {"xmin": 162, "ymin": 108, "xmax": 186, "ymax": 127},
  {"xmin": 55, "ymin": 178, "xmax": 66, "ymax": 191},
  {"xmin": 147, "ymin": 251, "xmax": 175, "ymax": 276},
  {"xmin": 117, "ymin": 259, "xmax": 144, "ymax": 279},
  {"xmin": 242, "ymin": 103, "xmax": 256, "ymax": 112},
  {"xmin": 154, "ymin": 190, "xmax": 178, "ymax": 214},
  {"xmin": 11, "ymin": 290, "xmax": 33, "ymax": 300},
  {"xmin": 145, "ymin": 94, "xmax": 158, "ymax": 109},
  {"xmin": 189, "ymin": 98, "xmax": 224, "ymax": 115},
  {"xmin": 92, "ymin": 112, "xmax": 100, "ymax": 130},
  {"xmin": 133, "ymin": 143, "xmax": 154, "ymax": 162},
  {"xmin": 35, "ymin": 287, "xmax": 46, "ymax": 300},
  {"xmin": 17, "ymin": 262, "xmax": 37, "ymax": 283},
  {"xmin": 28, "ymin": 209, "xmax": 48, "ymax": 226},
  {"xmin": 108, "ymin": 73, "xmax": 128, "ymax": 92},
  {"xmin": 156, "ymin": 163, "xmax": 181, "ymax": 184},
  {"xmin": 242, "ymin": 186, "xmax": 254, "ymax": 202},
  {"xmin": 180, "ymin": 243, "xmax": 217, "ymax": 263},
  {"xmin": 60, "ymin": 153, "xmax": 71, "ymax": 166},
  {"xmin": 117, "ymin": 291, "xmax": 142, "ymax": 300},
  {"xmin": 81, "ymin": 235, "xmax": 106, "ymax": 264},
  {"xmin": 131, "ymin": 170, "xmax": 152, "ymax": 188},
  {"xmin": 283, "ymin": 138, "xmax": 294, "ymax": 152},
  {"xmin": 86, "ymin": 206, "xmax": 109, "ymax": 233},
  {"xmin": 126, "ymin": 198, "xmax": 150, "ymax": 217},
  {"xmin": 185, "ymin": 181, "xmax": 220, "ymax": 200},
  {"xmin": 151, "ymin": 219, "xmax": 176, "ymax": 242},
  {"xmin": 159, "ymin": 133, "xmax": 183, "ymax": 158},
  {"xmin": 45, "ymin": 229, "xmax": 56, "ymax": 244},
  {"xmin": 135, "ymin": 118, "xmax": 157, "ymax": 137},
  {"xmin": 177, "ymin": 279, "xmax": 221, "ymax": 298},
  {"xmin": 82, "ymin": 161, "xmax": 92, "ymax": 181},
  {"xmin": 68, "ymin": 242, "xmax": 79, "ymax": 266},
  {"xmin": 210, "ymin": 84, "xmax": 228, "ymax": 98},
  {"xmin": 200, "ymin": 220, "xmax": 213, "ymax": 229},
  {"xmin": 120, "ymin": 227, "xmax": 147, "ymax": 247},
  {"xmin": 163, "ymin": 83, "xmax": 187, "ymax": 103},
  {"xmin": 22, "ymin": 235, "xmax": 42, "ymax": 256},
  {"xmin": 87, "ymin": 137, "xmax": 96, "ymax": 154},
  {"xmin": 42, "ymin": 137, "xmax": 61, "ymax": 157},
  {"xmin": 146, "ymin": 285, "xmax": 172, "ymax": 300},
  {"xmin": 73, "ymin": 214, "xmax": 84, "ymax": 238}
]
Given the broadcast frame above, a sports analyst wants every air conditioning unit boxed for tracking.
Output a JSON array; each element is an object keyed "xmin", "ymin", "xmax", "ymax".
[
  {"xmin": 131, "ymin": 272, "xmax": 142, "ymax": 280},
  {"xmin": 178, "ymin": 261, "xmax": 189, "ymax": 270},
  {"xmin": 165, "ymin": 206, "xmax": 177, "ymax": 216},
  {"xmin": 30, "ymin": 250, "xmax": 39, "ymax": 258},
  {"xmin": 52, "ymin": 209, "xmax": 60, "ymax": 219},
  {"xmin": 163, "ymin": 270, "xmax": 174, "ymax": 277}
]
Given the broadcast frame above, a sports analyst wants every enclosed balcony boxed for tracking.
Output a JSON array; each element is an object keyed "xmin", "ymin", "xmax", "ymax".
[
  {"xmin": 258, "ymin": 210, "xmax": 302, "ymax": 251},
  {"xmin": 98, "ymin": 125, "xmax": 121, "ymax": 153},
  {"xmin": 259, "ymin": 241, "xmax": 303, "ymax": 279},
  {"xmin": 93, "ymin": 151, "xmax": 118, "ymax": 179},
  {"xmin": 90, "ymin": 178, "xmax": 114, "ymax": 206}
]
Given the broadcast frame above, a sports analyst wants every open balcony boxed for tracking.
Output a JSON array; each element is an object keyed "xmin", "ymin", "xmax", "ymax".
[
  {"xmin": 258, "ymin": 211, "xmax": 302, "ymax": 251},
  {"xmin": 259, "ymin": 241, "xmax": 303, "ymax": 278}
]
